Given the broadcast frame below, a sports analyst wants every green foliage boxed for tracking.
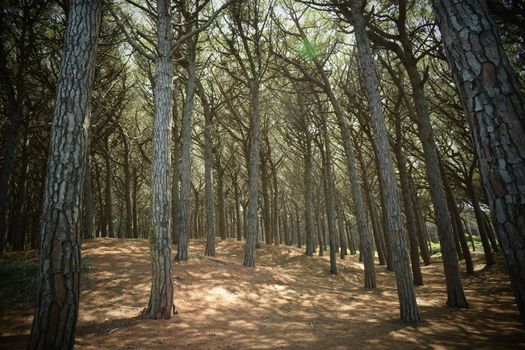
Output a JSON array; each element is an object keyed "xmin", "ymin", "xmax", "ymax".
[
  {"xmin": 0, "ymin": 259, "xmax": 38, "ymax": 309},
  {"xmin": 299, "ymin": 37, "xmax": 320, "ymax": 60}
]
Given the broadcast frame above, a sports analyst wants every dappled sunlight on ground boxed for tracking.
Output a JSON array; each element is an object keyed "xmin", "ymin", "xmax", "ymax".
[{"xmin": 1, "ymin": 238, "xmax": 524, "ymax": 349}]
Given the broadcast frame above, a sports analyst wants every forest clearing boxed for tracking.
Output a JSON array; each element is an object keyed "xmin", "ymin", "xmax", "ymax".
[
  {"xmin": 1, "ymin": 238, "xmax": 524, "ymax": 349},
  {"xmin": 1, "ymin": 0, "xmax": 525, "ymax": 348}
]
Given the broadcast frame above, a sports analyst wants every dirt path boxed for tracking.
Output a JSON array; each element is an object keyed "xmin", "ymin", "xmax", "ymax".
[{"xmin": 1, "ymin": 238, "xmax": 524, "ymax": 349}]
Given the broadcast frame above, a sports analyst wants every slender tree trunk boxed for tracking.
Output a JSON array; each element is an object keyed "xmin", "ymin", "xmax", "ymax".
[
  {"xmin": 394, "ymin": 115, "xmax": 423, "ymax": 286},
  {"xmin": 233, "ymin": 175, "xmax": 242, "ymax": 241},
  {"xmin": 404, "ymin": 55, "xmax": 468, "ymax": 308},
  {"xmin": 467, "ymin": 182, "xmax": 496, "ymax": 265},
  {"xmin": 408, "ymin": 174, "xmax": 431, "ymax": 265},
  {"xmin": 442, "ymin": 165, "xmax": 474, "ymax": 274},
  {"xmin": 144, "ymin": 0, "xmax": 175, "ymax": 319},
  {"xmin": 104, "ymin": 142, "xmax": 114, "ymax": 238},
  {"xmin": 261, "ymin": 154, "xmax": 272, "ymax": 245},
  {"xmin": 171, "ymin": 117, "xmax": 181, "ymax": 244},
  {"xmin": 121, "ymin": 129, "xmax": 133, "ymax": 236},
  {"xmin": 321, "ymin": 121, "xmax": 338, "ymax": 275},
  {"xmin": 82, "ymin": 152, "xmax": 94, "ymax": 239},
  {"xmin": 176, "ymin": 32, "xmax": 198, "ymax": 261},
  {"xmin": 132, "ymin": 168, "xmax": 139, "ymax": 238},
  {"xmin": 350, "ymin": 0, "xmax": 420, "ymax": 321},
  {"xmin": 244, "ymin": 81, "xmax": 261, "ymax": 267},
  {"xmin": 304, "ymin": 134, "xmax": 315, "ymax": 255},
  {"xmin": 28, "ymin": 1, "xmax": 102, "ymax": 347},
  {"xmin": 200, "ymin": 84, "xmax": 216, "ymax": 256},
  {"xmin": 357, "ymin": 149, "xmax": 385, "ymax": 265}
]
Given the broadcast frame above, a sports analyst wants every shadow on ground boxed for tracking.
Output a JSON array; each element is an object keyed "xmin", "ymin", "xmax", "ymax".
[{"xmin": 1, "ymin": 238, "xmax": 524, "ymax": 349}]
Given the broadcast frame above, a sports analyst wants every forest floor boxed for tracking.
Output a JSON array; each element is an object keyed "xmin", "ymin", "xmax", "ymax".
[{"xmin": 1, "ymin": 238, "xmax": 524, "ymax": 349}]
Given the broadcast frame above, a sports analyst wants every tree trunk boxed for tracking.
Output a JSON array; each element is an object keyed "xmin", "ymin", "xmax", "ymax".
[
  {"xmin": 28, "ymin": 0, "xmax": 102, "ymax": 347},
  {"xmin": 467, "ymin": 182, "xmax": 496, "ymax": 265},
  {"xmin": 201, "ymin": 84, "xmax": 216, "ymax": 256},
  {"xmin": 176, "ymin": 31, "xmax": 198, "ymax": 261},
  {"xmin": 408, "ymin": 174, "xmax": 431, "ymax": 265},
  {"xmin": 404, "ymin": 54, "xmax": 468, "ymax": 308},
  {"xmin": 304, "ymin": 133, "xmax": 314, "ymax": 255},
  {"xmin": 143, "ymin": 0, "xmax": 175, "ymax": 319},
  {"xmin": 132, "ymin": 168, "xmax": 139, "ymax": 238},
  {"xmin": 82, "ymin": 152, "xmax": 94, "ymax": 239},
  {"xmin": 233, "ymin": 175, "xmax": 242, "ymax": 241},
  {"xmin": 350, "ymin": 0, "xmax": 420, "ymax": 322},
  {"xmin": 104, "ymin": 142, "xmax": 114, "ymax": 238},
  {"xmin": 394, "ymin": 115, "xmax": 423, "ymax": 286},
  {"xmin": 261, "ymin": 153, "xmax": 272, "ymax": 245},
  {"xmin": 321, "ymin": 121, "xmax": 338, "ymax": 275},
  {"xmin": 121, "ymin": 128, "xmax": 133, "ymax": 237},
  {"xmin": 433, "ymin": 0, "xmax": 525, "ymax": 321},
  {"xmin": 357, "ymin": 148, "xmax": 385, "ymax": 265},
  {"xmin": 442, "ymin": 164, "xmax": 474, "ymax": 274},
  {"xmin": 243, "ymin": 81, "xmax": 261, "ymax": 267}
]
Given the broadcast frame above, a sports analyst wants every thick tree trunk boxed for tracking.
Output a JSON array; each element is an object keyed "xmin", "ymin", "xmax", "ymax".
[
  {"xmin": 433, "ymin": 0, "xmax": 525, "ymax": 321},
  {"xmin": 144, "ymin": 0, "xmax": 175, "ymax": 319},
  {"xmin": 28, "ymin": 0, "xmax": 102, "ymax": 347},
  {"xmin": 350, "ymin": 0, "xmax": 420, "ymax": 322}
]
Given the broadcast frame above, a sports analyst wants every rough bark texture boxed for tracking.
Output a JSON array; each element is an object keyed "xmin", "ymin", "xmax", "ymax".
[
  {"xmin": 28, "ymin": 0, "xmax": 102, "ymax": 348},
  {"xmin": 243, "ymin": 82, "xmax": 261, "ymax": 267},
  {"xmin": 350, "ymin": 0, "xmax": 420, "ymax": 322},
  {"xmin": 144, "ymin": 0, "xmax": 175, "ymax": 319},
  {"xmin": 432, "ymin": 0, "xmax": 525, "ymax": 321}
]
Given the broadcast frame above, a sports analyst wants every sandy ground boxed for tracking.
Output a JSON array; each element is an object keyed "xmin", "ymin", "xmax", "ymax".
[{"xmin": 1, "ymin": 238, "xmax": 524, "ymax": 349}]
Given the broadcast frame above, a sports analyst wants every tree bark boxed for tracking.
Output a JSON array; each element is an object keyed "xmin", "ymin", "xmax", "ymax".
[
  {"xmin": 350, "ymin": 0, "xmax": 420, "ymax": 322},
  {"xmin": 320, "ymin": 121, "xmax": 338, "ymax": 275},
  {"xmin": 199, "ymin": 83, "xmax": 216, "ymax": 256},
  {"xmin": 28, "ymin": 0, "xmax": 102, "ymax": 347},
  {"xmin": 243, "ymin": 81, "xmax": 261, "ymax": 267},
  {"xmin": 433, "ymin": 0, "xmax": 525, "ymax": 320},
  {"xmin": 144, "ymin": 0, "xmax": 175, "ymax": 319},
  {"xmin": 394, "ymin": 115, "xmax": 423, "ymax": 286}
]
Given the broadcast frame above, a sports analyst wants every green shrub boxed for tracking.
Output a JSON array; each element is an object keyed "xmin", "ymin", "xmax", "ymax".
[{"xmin": 0, "ymin": 259, "xmax": 38, "ymax": 309}]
